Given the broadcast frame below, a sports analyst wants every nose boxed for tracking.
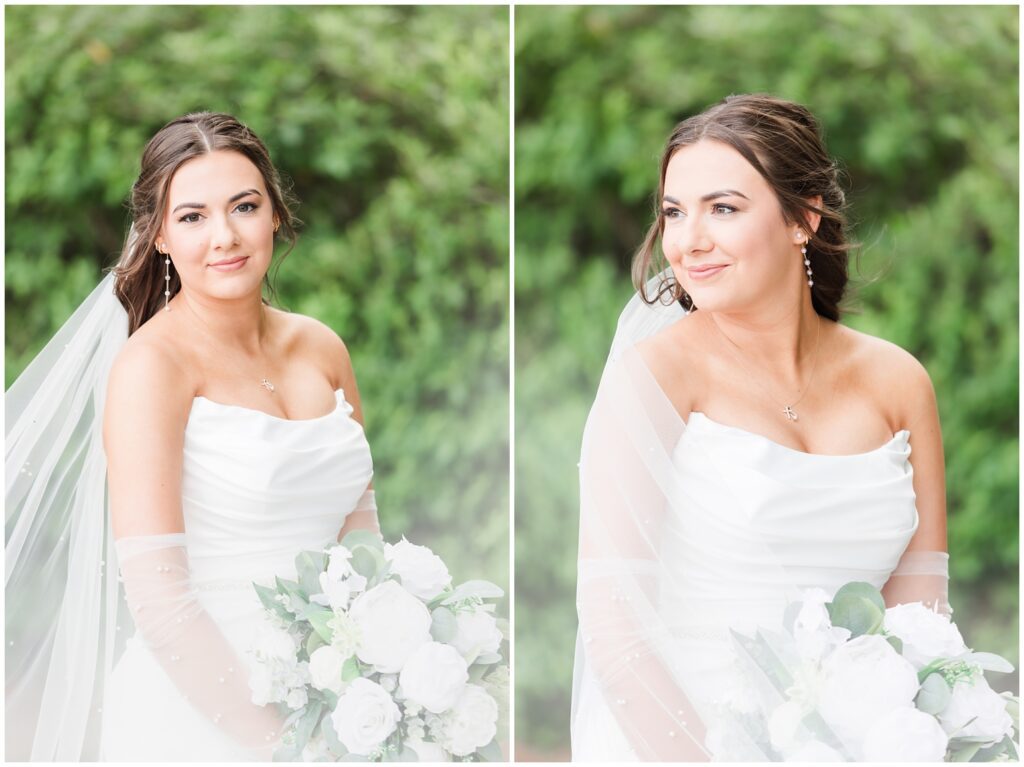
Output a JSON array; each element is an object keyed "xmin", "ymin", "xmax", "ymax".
[
  {"xmin": 209, "ymin": 211, "xmax": 239, "ymax": 250},
  {"xmin": 666, "ymin": 214, "xmax": 712, "ymax": 259}
]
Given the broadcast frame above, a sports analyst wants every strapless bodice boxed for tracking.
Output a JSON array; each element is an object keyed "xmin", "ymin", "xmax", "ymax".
[{"xmin": 181, "ymin": 388, "xmax": 373, "ymax": 597}]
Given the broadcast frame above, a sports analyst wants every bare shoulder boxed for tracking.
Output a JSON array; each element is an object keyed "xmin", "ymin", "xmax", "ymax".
[
  {"xmin": 270, "ymin": 309, "xmax": 355, "ymax": 389},
  {"xmin": 105, "ymin": 320, "xmax": 195, "ymax": 423},
  {"xmin": 634, "ymin": 311, "xmax": 709, "ymax": 415},
  {"xmin": 839, "ymin": 325, "xmax": 937, "ymax": 430}
]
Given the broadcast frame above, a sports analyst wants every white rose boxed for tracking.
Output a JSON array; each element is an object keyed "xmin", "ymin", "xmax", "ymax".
[
  {"xmin": 400, "ymin": 641, "xmax": 470, "ymax": 713},
  {"xmin": 439, "ymin": 683, "xmax": 498, "ymax": 757},
  {"xmin": 938, "ymin": 676, "xmax": 1013, "ymax": 746},
  {"xmin": 384, "ymin": 538, "xmax": 451, "ymax": 600},
  {"xmin": 406, "ymin": 737, "xmax": 451, "ymax": 761},
  {"xmin": 285, "ymin": 686, "xmax": 308, "ymax": 710},
  {"xmin": 818, "ymin": 634, "xmax": 920, "ymax": 745},
  {"xmin": 451, "ymin": 609, "xmax": 503, "ymax": 662},
  {"xmin": 786, "ymin": 740, "xmax": 845, "ymax": 762},
  {"xmin": 884, "ymin": 602, "xmax": 968, "ymax": 669},
  {"xmin": 863, "ymin": 706, "xmax": 948, "ymax": 761},
  {"xmin": 350, "ymin": 580, "xmax": 432, "ymax": 672},
  {"xmin": 308, "ymin": 645, "xmax": 347, "ymax": 695},
  {"xmin": 330, "ymin": 677, "xmax": 401, "ymax": 756}
]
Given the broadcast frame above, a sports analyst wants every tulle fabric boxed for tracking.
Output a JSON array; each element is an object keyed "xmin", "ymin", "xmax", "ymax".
[
  {"xmin": 6, "ymin": 275, "xmax": 127, "ymax": 760},
  {"xmin": 571, "ymin": 275, "xmax": 948, "ymax": 762}
]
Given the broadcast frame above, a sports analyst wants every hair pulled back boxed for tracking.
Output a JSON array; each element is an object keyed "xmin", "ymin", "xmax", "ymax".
[
  {"xmin": 632, "ymin": 93, "xmax": 855, "ymax": 321},
  {"xmin": 112, "ymin": 112, "xmax": 298, "ymax": 335}
]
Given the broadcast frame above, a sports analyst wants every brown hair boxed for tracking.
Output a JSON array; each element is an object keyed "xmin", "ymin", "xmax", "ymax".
[
  {"xmin": 631, "ymin": 93, "xmax": 855, "ymax": 321},
  {"xmin": 111, "ymin": 112, "xmax": 299, "ymax": 335}
]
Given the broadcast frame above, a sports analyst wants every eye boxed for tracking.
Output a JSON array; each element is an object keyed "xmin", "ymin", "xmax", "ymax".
[
  {"xmin": 662, "ymin": 206, "xmax": 684, "ymax": 220},
  {"xmin": 235, "ymin": 201, "xmax": 258, "ymax": 214},
  {"xmin": 711, "ymin": 203, "xmax": 737, "ymax": 215},
  {"xmin": 178, "ymin": 212, "xmax": 202, "ymax": 224}
]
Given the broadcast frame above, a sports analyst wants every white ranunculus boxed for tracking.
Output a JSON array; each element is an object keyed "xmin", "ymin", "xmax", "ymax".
[
  {"xmin": 439, "ymin": 683, "xmax": 498, "ymax": 757},
  {"xmin": 406, "ymin": 737, "xmax": 451, "ymax": 761},
  {"xmin": 285, "ymin": 686, "xmax": 308, "ymax": 710},
  {"xmin": 308, "ymin": 644, "xmax": 347, "ymax": 695},
  {"xmin": 862, "ymin": 706, "xmax": 948, "ymax": 761},
  {"xmin": 384, "ymin": 538, "xmax": 451, "ymax": 600},
  {"xmin": 330, "ymin": 677, "xmax": 401, "ymax": 756},
  {"xmin": 786, "ymin": 740, "xmax": 845, "ymax": 762},
  {"xmin": 350, "ymin": 580, "xmax": 432, "ymax": 672},
  {"xmin": 451, "ymin": 609, "xmax": 503, "ymax": 662},
  {"xmin": 883, "ymin": 602, "xmax": 968, "ymax": 669},
  {"xmin": 817, "ymin": 634, "xmax": 920, "ymax": 745},
  {"xmin": 252, "ymin": 620, "xmax": 298, "ymax": 663},
  {"xmin": 938, "ymin": 676, "xmax": 1013, "ymax": 746},
  {"xmin": 400, "ymin": 641, "xmax": 470, "ymax": 713}
]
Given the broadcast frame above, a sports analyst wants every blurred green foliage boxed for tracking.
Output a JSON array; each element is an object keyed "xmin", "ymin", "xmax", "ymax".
[
  {"xmin": 515, "ymin": 5, "xmax": 1018, "ymax": 756},
  {"xmin": 5, "ymin": 6, "xmax": 509, "ymax": 594}
]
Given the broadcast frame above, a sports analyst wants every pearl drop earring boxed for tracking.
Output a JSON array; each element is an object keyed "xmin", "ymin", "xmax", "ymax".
[
  {"xmin": 799, "ymin": 233, "xmax": 814, "ymax": 288},
  {"xmin": 158, "ymin": 243, "xmax": 171, "ymax": 311}
]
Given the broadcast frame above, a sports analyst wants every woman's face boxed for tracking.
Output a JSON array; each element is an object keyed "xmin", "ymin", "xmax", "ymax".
[
  {"xmin": 156, "ymin": 150, "xmax": 277, "ymax": 302},
  {"xmin": 660, "ymin": 139, "xmax": 805, "ymax": 314}
]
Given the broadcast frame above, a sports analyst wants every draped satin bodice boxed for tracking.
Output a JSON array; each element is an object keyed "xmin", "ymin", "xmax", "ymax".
[
  {"xmin": 658, "ymin": 411, "xmax": 917, "ymax": 709},
  {"xmin": 181, "ymin": 389, "xmax": 373, "ymax": 587}
]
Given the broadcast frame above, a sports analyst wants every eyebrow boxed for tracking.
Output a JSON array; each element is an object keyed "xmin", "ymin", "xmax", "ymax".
[
  {"xmin": 172, "ymin": 189, "xmax": 262, "ymax": 214},
  {"xmin": 663, "ymin": 189, "xmax": 750, "ymax": 205}
]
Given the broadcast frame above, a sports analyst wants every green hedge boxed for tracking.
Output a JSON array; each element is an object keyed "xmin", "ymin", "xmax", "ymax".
[
  {"xmin": 5, "ymin": 5, "xmax": 509, "ymax": 593},
  {"xmin": 515, "ymin": 5, "xmax": 1018, "ymax": 754}
]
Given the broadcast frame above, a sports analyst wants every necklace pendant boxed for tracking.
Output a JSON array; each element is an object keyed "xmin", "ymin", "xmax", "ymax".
[
  {"xmin": 783, "ymin": 406, "xmax": 798, "ymax": 421},
  {"xmin": 260, "ymin": 378, "xmax": 275, "ymax": 393}
]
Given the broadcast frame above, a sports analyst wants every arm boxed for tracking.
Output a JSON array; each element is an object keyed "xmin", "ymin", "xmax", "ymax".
[
  {"xmin": 576, "ymin": 353, "xmax": 710, "ymax": 760},
  {"xmin": 881, "ymin": 355, "xmax": 951, "ymax": 614},
  {"xmin": 319, "ymin": 327, "xmax": 379, "ymax": 540},
  {"xmin": 103, "ymin": 340, "xmax": 285, "ymax": 752}
]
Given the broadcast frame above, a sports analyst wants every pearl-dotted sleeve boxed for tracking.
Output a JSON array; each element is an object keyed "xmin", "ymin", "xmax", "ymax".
[
  {"xmin": 115, "ymin": 534, "xmax": 285, "ymax": 755},
  {"xmin": 574, "ymin": 356, "xmax": 711, "ymax": 760},
  {"xmin": 882, "ymin": 549, "xmax": 952, "ymax": 616}
]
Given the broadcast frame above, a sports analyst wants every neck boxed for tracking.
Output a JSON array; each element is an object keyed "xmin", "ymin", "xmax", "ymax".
[
  {"xmin": 705, "ymin": 292, "xmax": 822, "ymax": 377},
  {"xmin": 177, "ymin": 287, "xmax": 270, "ymax": 355}
]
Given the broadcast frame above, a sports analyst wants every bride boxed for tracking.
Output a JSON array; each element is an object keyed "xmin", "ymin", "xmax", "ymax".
[
  {"xmin": 571, "ymin": 94, "xmax": 950, "ymax": 761},
  {"xmin": 6, "ymin": 113, "xmax": 377, "ymax": 760}
]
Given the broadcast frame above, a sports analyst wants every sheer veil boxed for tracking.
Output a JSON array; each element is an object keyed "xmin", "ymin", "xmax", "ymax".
[
  {"xmin": 6, "ymin": 273, "xmax": 129, "ymax": 759},
  {"xmin": 570, "ymin": 271, "xmax": 949, "ymax": 761}
]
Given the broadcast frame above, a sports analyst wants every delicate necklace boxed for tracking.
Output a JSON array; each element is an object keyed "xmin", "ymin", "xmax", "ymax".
[
  {"xmin": 185, "ymin": 305, "xmax": 277, "ymax": 395},
  {"xmin": 708, "ymin": 314, "xmax": 822, "ymax": 422}
]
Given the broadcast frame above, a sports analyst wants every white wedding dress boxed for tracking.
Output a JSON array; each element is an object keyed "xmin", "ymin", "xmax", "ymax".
[
  {"xmin": 571, "ymin": 396, "xmax": 918, "ymax": 761},
  {"xmin": 100, "ymin": 388, "xmax": 373, "ymax": 761}
]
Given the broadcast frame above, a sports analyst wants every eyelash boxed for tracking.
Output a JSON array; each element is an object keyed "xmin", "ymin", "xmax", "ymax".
[
  {"xmin": 177, "ymin": 201, "xmax": 259, "ymax": 224},
  {"xmin": 662, "ymin": 203, "xmax": 737, "ymax": 219}
]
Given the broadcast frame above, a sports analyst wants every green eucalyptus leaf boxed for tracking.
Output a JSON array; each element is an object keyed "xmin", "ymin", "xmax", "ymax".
[
  {"xmin": 307, "ymin": 609, "xmax": 336, "ymax": 643},
  {"xmin": 306, "ymin": 630, "xmax": 326, "ymax": 656},
  {"xmin": 351, "ymin": 547, "xmax": 382, "ymax": 580},
  {"xmin": 341, "ymin": 530, "xmax": 384, "ymax": 552},
  {"xmin": 296, "ymin": 550, "xmax": 327, "ymax": 595},
  {"xmin": 827, "ymin": 586, "xmax": 885, "ymax": 638},
  {"xmin": 293, "ymin": 700, "xmax": 324, "ymax": 755},
  {"xmin": 916, "ymin": 672, "xmax": 952, "ymax": 715},
  {"xmin": 341, "ymin": 655, "xmax": 361, "ymax": 682},
  {"xmin": 885, "ymin": 634, "xmax": 904, "ymax": 655},
  {"xmin": 320, "ymin": 715, "xmax": 348, "ymax": 758},
  {"xmin": 254, "ymin": 583, "xmax": 291, "ymax": 619},
  {"xmin": 430, "ymin": 606, "xmax": 457, "ymax": 643}
]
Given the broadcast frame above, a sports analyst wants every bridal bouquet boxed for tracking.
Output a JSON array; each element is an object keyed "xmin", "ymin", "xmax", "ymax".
[
  {"xmin": 710, "ymin": 583, "xmax": 1019, "ymax": 762},
  {"xmin": 247, "ymin": 531, "xmax": 508, "ymax": 761}
]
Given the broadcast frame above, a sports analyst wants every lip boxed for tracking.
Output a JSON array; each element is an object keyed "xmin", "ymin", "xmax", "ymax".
[
  {"xmin": 208, "ymin": 256, "xmax": 248, "ymax": 272},
  {"xmin": 687, "ymin": 264, "xmax": 729, "ymax": 280}
]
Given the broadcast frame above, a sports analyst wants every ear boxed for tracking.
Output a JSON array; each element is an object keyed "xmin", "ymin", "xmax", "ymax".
[{"xmin": 801, "ymin": 195, "xmax": 823, "ymax": 237}]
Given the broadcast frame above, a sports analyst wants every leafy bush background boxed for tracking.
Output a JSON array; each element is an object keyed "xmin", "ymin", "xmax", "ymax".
[
  {"xmin": 515, "ymin": 5, "xmax": 1018, "ymax": 757},
  {"xmin": 5, "ymin": 6, "xmax": 509, "ymax": 594}
]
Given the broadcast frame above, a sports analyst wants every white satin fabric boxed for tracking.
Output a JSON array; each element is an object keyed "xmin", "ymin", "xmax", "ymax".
[
  {"xmin": 100, "ymin": 388, "xmax": 373, "ymax": 761},
  {"xmin": 571, "ymin": 345, "xmax": 919, "ymax": 762}
]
